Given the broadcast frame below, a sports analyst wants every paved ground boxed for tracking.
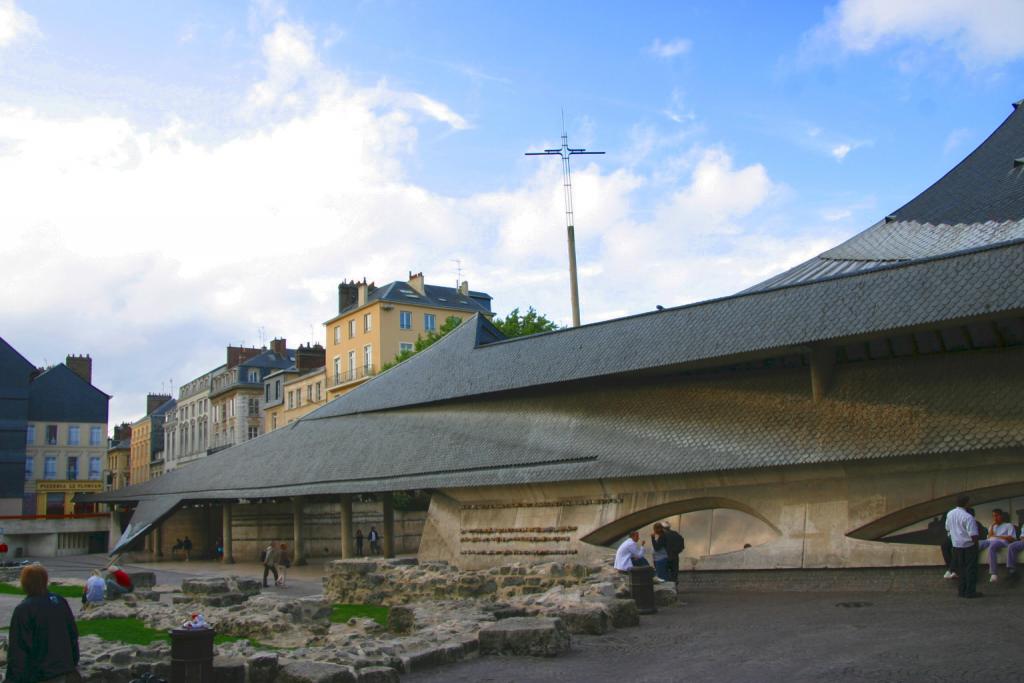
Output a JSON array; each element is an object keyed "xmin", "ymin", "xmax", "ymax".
[{"xmin": 408, "ymin": 590, "xmax": 1024, "ymax": 683}]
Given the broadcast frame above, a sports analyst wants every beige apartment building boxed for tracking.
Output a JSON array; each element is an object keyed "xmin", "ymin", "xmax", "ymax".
[
  {"xmin": 324, "ymin": 273, "xmax": 493, "ymax": 398},
  {"xmin": 263, "ymin": 345, "xmax": 326, "ymax": 432}
]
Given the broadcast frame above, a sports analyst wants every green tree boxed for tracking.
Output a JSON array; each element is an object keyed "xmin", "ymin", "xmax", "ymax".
[
  {"xmin": 492, "ymin": 307, "xmax": 559, "ymax": 337},
  {"xmin": 380, "ymin": 315, "xmax": 464, "ymax": 372}
]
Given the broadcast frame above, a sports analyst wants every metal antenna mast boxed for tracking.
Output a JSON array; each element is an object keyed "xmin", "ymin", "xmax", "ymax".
[{"xmin": 525, "ymin": 113, "xmax": 603, "ymax": 327}]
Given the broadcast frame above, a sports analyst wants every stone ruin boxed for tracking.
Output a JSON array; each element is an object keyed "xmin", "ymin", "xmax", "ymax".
[{"xmin": 0, "ymin": 560, "xmax": 677, "ymax": 682}]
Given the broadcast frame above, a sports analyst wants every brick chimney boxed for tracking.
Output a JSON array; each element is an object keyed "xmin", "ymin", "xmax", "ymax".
[
  {"xmin": 338, "ymin": 280, "xmax": 359, "ymax": 312},
  {"xmin": 147, "ymin": 393, "xmax": 172, "ymax": 415},
  {"xmin": 270, "ymin": 338, "xmax": 287, "ymax": 357},
  {"xmin": 112, "ymin": 422, "xmax": 132, "ymax": 442},
  {"xmin": 408, "ymin": 271, "xmax": 425, "ymax": 295},
  {"xmin": 458, "ymin": 280, "xmax": 469, "ymax": 297},
  {"xmin": 295, "ymin": 343, "xmax": 326, "ymax": 371},
  {"xmin": 226, "ymin": 345, "xmax": 262, "ymax": 368},
  {"xmin": 357, "ymin": 278, "xmax": 376, "ymax": 306},
  {"xmin": 66, "ymin": 354, "xmax": 92, "ymax": 384}
]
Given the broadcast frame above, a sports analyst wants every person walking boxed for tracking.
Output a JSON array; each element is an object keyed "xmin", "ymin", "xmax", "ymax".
[
  {"xmin": 6, "ymin": 563, "xmax": 81, "ymax": 683},
  {"xmin": 276, "ymin": 543, "xmax": 291, "ymax": 587},
  {"xmin": 945, "ymin": 495, "xmax": 982, "ymax": 598},
  {"xmin": 355, "ymin": 529, "xmax": 364, "ymax": 557},
  {"xmin": 262, "ymin": 542, "xmax": 280, "ymax": 588},
  {"xmin": 368, "ymin": 527, "xmax": 380, "ymax": 556},
  {"xmin": 182, "ymin": 536, "xmax": 193, "ymax": 562}
]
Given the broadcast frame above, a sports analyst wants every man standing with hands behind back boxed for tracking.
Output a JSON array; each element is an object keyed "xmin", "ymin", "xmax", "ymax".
[{"xmin": 945, "ymin": 495, "xmax": 982, "ymax": 598}]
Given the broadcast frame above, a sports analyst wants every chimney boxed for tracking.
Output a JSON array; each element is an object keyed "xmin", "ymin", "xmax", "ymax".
[
  {"xmin": 458, "ymin": 280, "xmax": 469, "ymax": 297},
  {"xmin": 226, "ymin": 345, "xmax": 262, "ymax": 368},
  {"xmin": 147, "ymin": 393, "xmax": 172, "ymax": 415},
  {"xmin": 295, "ymin": 343, "xmax": 326, "ymax": 371},
  {"xmin": 408, "ymin": 271, "xmax": 425, "ymax": 295},
  {"xmin": 338, "ymin": 280, "xmax": 359, "ymax": 312},
  {"xmin": 270, "ymin": 338, "xmax": 287, "ymax": 357},
  {"xmin": 357, "ymin": 278, "xmax": 371, "ymax": 306},
  {"xmin": 113, "ymin": 422, "xmax": 132, "ymax": 442},
  {"xmin": 66, "ymin": 354, "xmax": 92, "ymax": 384}
]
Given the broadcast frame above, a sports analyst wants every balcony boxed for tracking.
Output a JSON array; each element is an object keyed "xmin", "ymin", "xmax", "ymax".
[{"xmin": 329, "ymin": 364, "xmax": 376, "ymax": 389}]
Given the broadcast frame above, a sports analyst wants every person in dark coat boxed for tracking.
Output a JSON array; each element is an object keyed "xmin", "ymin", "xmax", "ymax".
[
  {"xmin": 368, "ymin": 527, "xmax": 380, "ymax": 556},
  {"xmin": 6, "ymin": 563, "xmax": 80, "ymax": 683},
  {"xmin": 355, "ymin": 529, "xmax": 364, "ymax": 557},
  {"xmin": 662, "ymin": 522, "xmax": 685, "ymax": 583}
]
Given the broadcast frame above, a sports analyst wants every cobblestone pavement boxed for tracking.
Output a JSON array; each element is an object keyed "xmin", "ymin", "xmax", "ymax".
[{"xmin": 408, "ymin": 590, "xmax": 1024, "ymax": 683}]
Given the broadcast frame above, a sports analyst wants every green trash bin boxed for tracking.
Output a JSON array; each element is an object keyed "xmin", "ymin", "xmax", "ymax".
[{"xmin": 170, "ymin": 627, "xmax": 215, "ymax": 683}]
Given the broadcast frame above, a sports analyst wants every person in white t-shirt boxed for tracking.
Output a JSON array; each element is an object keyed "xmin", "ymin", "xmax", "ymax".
[
  {"xmin": 979, "ymin": 509, "xmax": 1019, "ymax": 583},
  {"xmin": 613, "ymin": 531, "xmax": 647, "ymax": 572},
  {"xmin": 945, "ymin": 495, "xmax": 982, "ymax": 598}
]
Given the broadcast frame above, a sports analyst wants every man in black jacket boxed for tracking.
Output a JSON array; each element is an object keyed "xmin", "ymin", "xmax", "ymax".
[
  {"xmin": 6, "ymin": 563, "xmax": 80, "ymax": 683},
  {"xmin": 662, "ymin": 523, "xmax": 685, "ymax": 583}
]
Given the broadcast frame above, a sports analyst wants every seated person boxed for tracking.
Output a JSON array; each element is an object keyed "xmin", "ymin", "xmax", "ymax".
[
  {"xmin": 1007, "ymin": 527, "xmax": 1024, "ymax": 580},
  {"xmin": 978, "ymin": 509, "xmax": 1017, "ymax": 582},
  {"xmin": 83, "ymin": 569, "xmax": 106, "ymax": 607},
  {"xmin": 104, "ymin": 565, "xmax": 133, "ymax": 596},
  {"xmin": 613, "ymin": 531, "xmax": 647, "ymax": 573}
]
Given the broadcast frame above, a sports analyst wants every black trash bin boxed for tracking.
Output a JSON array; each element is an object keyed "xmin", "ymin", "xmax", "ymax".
[
  {"xmin": 169, "ymin": 627, "xmax": 215, "ymax": 683},
  {"xmin": 629, "ymin": 565, "xmax": 658, "ymax": 615}
]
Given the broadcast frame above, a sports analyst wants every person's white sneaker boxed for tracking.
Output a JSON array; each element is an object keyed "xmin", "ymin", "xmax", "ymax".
[
  {"xmin": 990, "ymin": 574, "xmax": 999, "ymax": 583},
  {"xmin": 943, "ymin": 570, "xmax": 956, "ymax": 579},
  {"xmin": 653, "ymin": 576, "xmax": 666, "ymax": 583}
]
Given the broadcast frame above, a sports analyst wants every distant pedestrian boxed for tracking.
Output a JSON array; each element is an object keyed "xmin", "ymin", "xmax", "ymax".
[
  {"xmin": 368, "ymin": 527, "xmax": 380, "ymax": 556},
  {"xmin": 355, "ymin": 529, "xmax": 364, "ymax": 557},
  {"xmin": 262, "ymin": 542, "xmax": 280, "ymax": 587},
  {"xmin": 662, "ymin": 522, "xmax": 685, "ymax": 583},
  {"xmin": 276, "ymin": 543, "xmax": 291, "ymax": 587},
  {"xmin": 171, "ymin": 538, "xmax": 184, "ymax": 560},
  {"xmin": 614, "ymin": 531, "xmax": 647, "ymax": 572},
  {"xmin": 182, "ymin": 536, "xmax": 193, "ymax": 562},
  {"xmin": 83, "ymin": 569, "xmax": 106, "ymax": 607},
  {"xmin": 945, "ymin": 496, "xmax": 982, "ymax": 598},
  {"xmin": 6, "ymin": 563, "xmax": 80, "ymax": 683}
]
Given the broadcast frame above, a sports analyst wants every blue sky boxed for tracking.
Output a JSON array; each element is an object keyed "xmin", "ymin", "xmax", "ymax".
[{"xmin": 1, "ymin": 0, "xmax": 1022, "ymax": 426}]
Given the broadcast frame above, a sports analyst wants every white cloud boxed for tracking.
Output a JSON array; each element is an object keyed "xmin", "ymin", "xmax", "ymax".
[
  {"xmin": 831, "ymin": 143, "xmax": 852, "ymax": 161},
  {"xmin": 648, "ymin": 38, "xmax": 691, "ymax": 59},
  {"xmin": 0, "ymin": 0, "xmax": 38, "ymax": 47},
  {"xmin": 807, "ymin": 0, "xmax": 1024, "ymax": 67},
  {"xmin": 0, "ymin": 18, "xmax": 837, "ymax": 428}
]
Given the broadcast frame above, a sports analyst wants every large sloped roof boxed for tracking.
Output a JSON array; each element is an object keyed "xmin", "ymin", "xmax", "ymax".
[{"xmin": 746, "ymin": 99, "xmax": 1024, "ymax": 292}]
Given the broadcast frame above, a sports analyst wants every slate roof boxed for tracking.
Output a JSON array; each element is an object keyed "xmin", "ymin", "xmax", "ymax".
[
  {"xmin": 333, "ymin": 281, "xmax": 492, "ymax": 320},
  {"xmin": 745, "ymin": 99, "xmax": 1024, "ymax": 293},
  {"xmin": 27, "ymin": 363, "xmax": 110, "ymax": 424}
]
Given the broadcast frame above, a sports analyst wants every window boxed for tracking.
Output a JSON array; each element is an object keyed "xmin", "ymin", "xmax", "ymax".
[
  {"xmin": 315, "ymin": 382, "xmax": 322, "ymax": 401},
  {"xmin": 88, "ymin": 457, "xmax": 101, "ymax": 480},
  {"xmin": 248, "ymin": 369, "xmax": 260, "ymax": 383},
  {"xmin": 348, "ymin": 319, "xmax": 356, "ymax": 338},
  {"xmin": 249, "ymin": 398, "xmax": 259, "ymax": 415},
  {"xmin": 295, "ymin": 390, "xmax": 301, "ymax": 407},
  {"xmin": 44, "ymin": 456, "xmax": 56, "ymax": 480},
  {"xmin": 334, "ymin": 326, "xmax": 341, "ymax": 344},
  {"xmin": 287, "ymin": 391, "xmax": 294, "ymax": 409},
  {"xmin": 265, "ymin": 384, "xmax": 271, "ymax": 402},
  {"xmin": 364, "ymin": 313, "xmax": 372, "ymax": 332},
  {"xmin": 24, "ymin": 457, "xmax": 33, "ymax": 480},
  {"xmin": 26, "ymin": 424, "xmax": 34, "ymax": 445},
  {"xmin": 247, "ymin": 426, "xmax": 259, "ymax": 440},
  {"xmin": 333, "ymin": 357, "xmax": 341, "ymax": 381},
  {"xmin": 275, "ymin": 380, "xmax": 281, "ymax": 400},
  {"xmin": 46, "ymin": 492, "xmax": 64, "ymax": 516},
  {"xmin": 400, "ymin": 342, "xmax": 414, "ymax": 354},
  {"xmin": 46, "ymin": 425, "xmax": 58, "ymax": 445},
  {"xmin": 400, "ymin": 310, "xmax": 412, "ymax": 329},
  {"xmin": 67, "ymin": 456, "xmax": 78, "ymax": 480},
  {"xmin": 271, "ymin": 413, "xmax": 278, "ymax": 430},
  {"xmin": 363, "ymin": 344, "xmax": 372, "ymax": 370},
  {"xmin": 89, "ymin": 426, "xmax": 102, "ymax": 446},
  {"xmin": 306, "ymin": 385, "xmax": 313, "ymax": 402},
  {"xmin": 424, "ymin": 313, "xmax": 436, "ymax": 331},
  {"xmin": 348, "ymin": 350, "xmax": 356, "ymax": 376}
]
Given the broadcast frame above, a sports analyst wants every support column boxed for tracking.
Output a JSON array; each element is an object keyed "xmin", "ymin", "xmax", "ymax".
[
  {"xmin": 153, "ymin": 523, "xmax": 163, "ymax": 559},
  {"xmin": 382, "ymin": 492, "xmax": 395, "ymax": 558},
  {"xmin": 340, "ymin": 494, "xmax": 354, "ymax": 559},
  {"xmin": 108, "ymin": 506, "xmax": 121, "ymax": 552},
  {"xmin": 292, "ymin": 497, "xmax": 306, "ymax": 566},
  {"xmin": 222, "ymin": 502, "xmax": 234, "ymax": 564}
]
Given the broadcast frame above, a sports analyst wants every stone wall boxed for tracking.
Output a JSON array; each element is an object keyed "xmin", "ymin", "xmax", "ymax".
[{"xmin": 324, "ymin": 558, "xmax": 601, "ymax": 605}]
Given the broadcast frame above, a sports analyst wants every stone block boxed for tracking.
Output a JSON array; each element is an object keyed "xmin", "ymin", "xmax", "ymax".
[
  {"xmin": 602, "ymin": 599, "xmax": 640, "ymax": 628},
  {"xmin": 279, "ymin": 660, "xmax": 358, "ymax": 683},
  {"xmin": 212, "ymin": 656, "xmax": 246, "ymax": 683},
  {"xmin": 554, "ymin": 606, "xmax": 610, "ymax": 635},
  {"xmin": 204, "ymin": 592, "xmax": 247, "ymax": 607},
  {"xmin": 386, "ymin": 605, "xmax": 415, "ymax": 634},
  {"xmin": 654, "ymin": 583, "xmax": 678, "ymax": 606},
  {"xmin": 127, "ymin": 571, "xmax": 156, "ymax": 589},
  {"xmin": 357, "ymin": 666, "xmax": 399, "ymax": 683},
  {"xmin": 182, "ymin": 577, "xmax": 230, "ymax": 594},
  {"xmin": 109, "ymin": 647, "xmax": 134, "ymax": 665},
  {"xmin": 478, "ymin": 617, "xmax": 571, "ymax": 657},
  {"xmin": 397, "ymin": 645, "xmax": 457, "ymax": 673},
  {"xmin": 236, "ymin": 577, "xmax": 263, "ymax": 595}
]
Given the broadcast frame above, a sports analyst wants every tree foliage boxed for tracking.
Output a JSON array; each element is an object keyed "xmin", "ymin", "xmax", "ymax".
[
  {"xmin": 491, "ymin": 307, "xmax": 559, "ymax": 337},
  {"xmin": 380, "ymin": 315, "xmax": 464, "ymax": 372}
]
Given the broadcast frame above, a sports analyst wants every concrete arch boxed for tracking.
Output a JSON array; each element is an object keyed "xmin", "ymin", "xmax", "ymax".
[{"xmin": 579, "ymin": 496, "xmax": 781, "ymax": 547}]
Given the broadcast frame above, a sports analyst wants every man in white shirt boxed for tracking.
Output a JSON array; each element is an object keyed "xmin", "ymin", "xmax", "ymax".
[
  {"xmin": 945, "ymin": 495, "xmax": 981, "ymax": 598},
  {"xmin": 614, "ymin": 531, "xmax": 646, "ymax": 572},
  {"xmin": 978, "ymin": 509, "xmax": 1018, "ymax": 583}
]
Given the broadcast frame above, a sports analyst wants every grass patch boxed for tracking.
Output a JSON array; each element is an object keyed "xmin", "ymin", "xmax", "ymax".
[
  {"xmin": 76, "ymin": 618, "xmax": 261, "ymax": 647},
  {"xmin": 330, "ymin": 604, "xmax": 389, "ymax": 626},
  {"xmin": 0, "ymin": 582, "xmax": 83, "ymax": 599}
]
